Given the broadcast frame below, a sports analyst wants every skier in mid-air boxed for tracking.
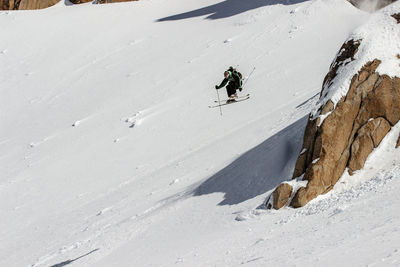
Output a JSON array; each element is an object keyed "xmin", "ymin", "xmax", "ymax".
[{"xmin": 215, "ymin": 67, "xmax": 243, "ymax": 103}]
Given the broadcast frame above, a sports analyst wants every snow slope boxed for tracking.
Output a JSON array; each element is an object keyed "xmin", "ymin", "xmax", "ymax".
[{"xmin": 1, "ymin": 0, "xmax": 399, "ymax": 266}]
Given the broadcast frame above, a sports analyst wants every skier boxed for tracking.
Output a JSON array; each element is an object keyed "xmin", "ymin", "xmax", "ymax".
[{"xmin": 215, "ymin": 67, "xmax": 243, "ymax": 103}]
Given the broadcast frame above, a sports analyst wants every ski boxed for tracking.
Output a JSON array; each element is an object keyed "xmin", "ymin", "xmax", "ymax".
[
  {"xmin": 209, "ymin": 96, "xmax": 250, "ymax": 108},
  {"xmin": 214, "ymin": 94, "xmax": 250, "ymax": 103}
]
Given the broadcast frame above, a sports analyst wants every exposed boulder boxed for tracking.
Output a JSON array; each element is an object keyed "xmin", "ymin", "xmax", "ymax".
[
  {"xmin": 272, "ymin": 183, "xmax": 293, "ymax": 210},
  {"xmin": 18, "ymin": 0, "xmax": 59, "ymax": 9},
  {"xmin": 0, "ymin": 0, "xmax": 60, "ymax": 10}
]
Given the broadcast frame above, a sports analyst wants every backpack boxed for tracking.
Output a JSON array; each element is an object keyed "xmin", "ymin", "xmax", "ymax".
[{"xmin": 227, "ymin": 66, "xmax": 242, "ymax": 79}]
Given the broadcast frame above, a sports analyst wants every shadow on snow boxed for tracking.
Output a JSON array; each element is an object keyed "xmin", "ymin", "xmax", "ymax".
[
  {"xmin": 49, "ymin": 249, "xmax": 99, "ymax": 267},
  {"xmin": 157, "ymin": 0, "xmax": 309, "ymax": 21},
  {"xmin": 194, "ymin": 115, "xmax": 307, "ymax": 205}
]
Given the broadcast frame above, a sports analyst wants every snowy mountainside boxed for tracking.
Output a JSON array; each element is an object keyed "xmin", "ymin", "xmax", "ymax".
[{"xmin": 2, "ymin": 0, "xmax": 399, "ymax": 266}]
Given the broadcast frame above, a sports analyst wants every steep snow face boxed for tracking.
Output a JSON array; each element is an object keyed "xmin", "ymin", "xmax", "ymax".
[
  {"xmin": 313, "ymin": 1, "xmax": 400, "ymax": 117},
  {"xmin": 0, "ymin": 0, "xmax": 385, "ymax": 266}
]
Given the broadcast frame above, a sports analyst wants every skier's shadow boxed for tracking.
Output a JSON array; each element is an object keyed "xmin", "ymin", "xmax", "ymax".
[
  {"xmin": 194, "ymin": 115, "xmax": 307, "ymax": 205},
  {"xmin": 157, "ymin": 0, "xmax": 308, "ymax": 21}
]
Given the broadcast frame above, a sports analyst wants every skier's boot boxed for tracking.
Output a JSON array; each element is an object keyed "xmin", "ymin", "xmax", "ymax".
[{"xmin": 226, "ymin": 93, "xmax": 238, "ymax": 104}]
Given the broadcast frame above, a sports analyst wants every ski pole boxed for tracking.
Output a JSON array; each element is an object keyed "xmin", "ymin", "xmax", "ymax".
[
  {"xmin": 216, "ymin": 88, "xmax": 223, "ymax": 116},
  {"xmin": 242, "ymin": 67, "xmax": 256, "ymax": 88}
]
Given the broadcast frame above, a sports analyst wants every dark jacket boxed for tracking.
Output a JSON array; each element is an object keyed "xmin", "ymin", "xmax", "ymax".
[{"xmin": 216, "ymin": 71, "xmax": 242, "ymax": 89}]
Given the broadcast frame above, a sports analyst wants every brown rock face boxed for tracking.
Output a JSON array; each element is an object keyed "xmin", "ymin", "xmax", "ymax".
[
  {"xmin": 272, "ymin": 183, "xmax": 293, "ymax": 210},
  {"xmin": 19, "ymin": 0, "xmax": 59, "ymax": 9},
  {"xmin": 1, "ymin": 0, "xmax": 60, "ymax": 10},
  {"xmin": 348, "ymin": 118, "xmax": 391, "ymax": 173},
  {"xmin": 270, "ymin": 38, "xmax": 400, "ymax": 209},
  {"xmin": 0, "ymin": 0, "xmax": 137, "ymax": 9},
  {"xmin": 1, "ymin": 0, "xmax": 10, "ymax": 9},
  {"xmin": 69, "ymin": 0, "xmax": 92, "ymax": 4},
  {"xmin": 290, "ymin": 59, "xmax": 400, "ymax": 208}
]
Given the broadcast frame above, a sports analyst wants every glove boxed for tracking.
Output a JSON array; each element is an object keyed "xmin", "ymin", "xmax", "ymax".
[
  {"xmin": 239, "ymin": 87, "xmax": 242, "ymax": 92},
  {"xmin": 215, "ymin": 85, "xmax": 219, "ymax": 89}
]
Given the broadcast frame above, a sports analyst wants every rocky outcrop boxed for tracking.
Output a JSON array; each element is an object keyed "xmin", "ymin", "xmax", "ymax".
[
  {"xmin": 0, "ymin": 0, "xmax": 137, "ymax": 9},
  {"xmin": 396, "ymin": 134, "xmax": 400, "ymax": 148},
  {"xmin": 270, "ymin": 183, "xmax": 293, "ymax": 210},
  {"xmin": 267, "ymin": 3, "xmax": 400, "ymax": 209},
  {"xmin": 69, "ymin": 0, "xmax": 92, "ymax": 4},
  {"xmin": 321, "ymin": 39, "xmax": 361, "ymax": 93},
  {"xmin": 1, "ymin": 0, "xmax": 60, "ymax": 10},
  {"xmin": 96, "ymin": 0, "xmax": 138, "ymax": 3},
  {"xmin": 70, "ymin": 0, "xmax": 138, "ymax": 4},
  {"xmin": 392, "ymin": 13, "xmax": 400, "ymax": 23},
  {"xmin": 269, "ymin": 33, "xmax": 400, "ymax": 209},
  {"xmin": 19, "ymin": 0, "xmax": 60, "ymax": 9},
  {"xmin": 290, "ymin": 58, "xmax": 400, "ymax": 208}
]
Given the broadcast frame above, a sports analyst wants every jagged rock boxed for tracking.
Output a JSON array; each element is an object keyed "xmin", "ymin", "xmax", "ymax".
[
  {"xmin": 267, "ymin": 6, "xmax": 400, "ymax": 210},
  {"xmin": 348, "ymin": 118, "xmax": 391, "ymax": 173},
  {"xmin": 272, "ymin": 183, "xmax": 293, "ymax": 210},
  {"xmin": 292, "ymin": 118, "xmax": 317, "ymax": 179},
  {"xmin": 69, "ymin": 0, "xmax": 138, "ymax": 4},
  {"xmin": 1, "ymin": 0, "xmax": 60, "ymax": 10},
  {"xmin": 321, "ymin": 39, "xmax": 361, "ymax": 91},
  {"xmin": 270, "ymin": 33, "xmax": 400, "ymax": 209},
  {"xmin": 96, "ymin": 0, "xmax": 138, "ymax": 3},
  {"xmin": 290, "ymin": 59, "xmax": 400, "ymax": 208},
  {"xmin": 0, "ymin": 0, "xmax": 138, "ymax": 9},
  {"xmin": 396, "ymin": 134, "xmax": 400, "ymax": 148},
  {"xmin": 69, "ymin": 0, "xmax": 92, "ymax": 4},
  {"xmin": 392, "ymin": 13, "xmax": 400, "ymax": 23},
  {"xmin": 19, "ymin": 0, "xmax": 59, "ymax": 9}
]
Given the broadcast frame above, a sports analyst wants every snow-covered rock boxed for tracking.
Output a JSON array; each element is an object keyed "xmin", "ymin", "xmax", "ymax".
[{"xmin": 271, "ymin": 1, "xmax": 400, "ymax": 209}]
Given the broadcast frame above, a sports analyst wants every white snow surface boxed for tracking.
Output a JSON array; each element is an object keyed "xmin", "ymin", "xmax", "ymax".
[
  {"xmin": 1, "ymin": 0, "xmax": 400, "ymax": 266},
  {"xmin": 313, "ymin": 0, "xmax": 400, "ymax": 116}
]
